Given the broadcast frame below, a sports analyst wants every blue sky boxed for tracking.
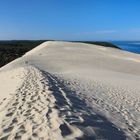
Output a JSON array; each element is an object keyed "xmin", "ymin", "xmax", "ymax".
[{"xmin": 0, "ymin": 0, "xmax": 140, "ymax": 40}]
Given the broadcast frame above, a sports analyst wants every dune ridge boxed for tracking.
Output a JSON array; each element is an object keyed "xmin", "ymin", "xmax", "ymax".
[{"xmin": 0, "ymin": 41, "xmax": 140, "ymax": 140}]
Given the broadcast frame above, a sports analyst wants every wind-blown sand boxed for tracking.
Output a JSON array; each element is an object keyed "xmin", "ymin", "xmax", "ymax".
[{"xmin": 0, "ymin": 41, "xmax": 140, "ymax": 140}]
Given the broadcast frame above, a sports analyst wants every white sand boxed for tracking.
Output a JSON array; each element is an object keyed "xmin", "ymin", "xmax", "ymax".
[{"xmin": 0, "ymin": 41, "xmax": 140, "ymax": 140}]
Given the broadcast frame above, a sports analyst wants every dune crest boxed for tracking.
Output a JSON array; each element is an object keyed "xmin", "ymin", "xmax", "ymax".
[{"xmin": 0, "ymin": 41, "xmax": 140, "ymax": 140}]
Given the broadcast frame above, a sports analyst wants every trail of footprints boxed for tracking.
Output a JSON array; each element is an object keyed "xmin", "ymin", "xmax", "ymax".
[
  {"xmin": 0, "ymin": 66, "xmax": 85, "ymax": 140},
  {"xmin": 0, "ymin": 66, "xmax": 63, "ymax": 140}
]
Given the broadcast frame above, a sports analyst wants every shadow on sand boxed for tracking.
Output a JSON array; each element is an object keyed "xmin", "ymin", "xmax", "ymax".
[{"xmin": 42, "ymin": 70, "xmax": 127, "ymax": 140}]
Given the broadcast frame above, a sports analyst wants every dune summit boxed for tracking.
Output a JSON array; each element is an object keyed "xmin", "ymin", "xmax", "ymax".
[{"xmin": 0, "ymin": 41, "xmax": 140, "ymax": 140}]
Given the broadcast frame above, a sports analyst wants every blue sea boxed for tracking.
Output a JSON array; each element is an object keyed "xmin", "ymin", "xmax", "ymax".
[{"xmin": 111, "ymin": 41, "xmax": 140, "ymax": 54}]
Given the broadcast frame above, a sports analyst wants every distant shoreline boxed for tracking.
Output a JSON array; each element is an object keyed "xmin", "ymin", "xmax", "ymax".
[{"xmin": 112, "ymin": 41, "xmax": 140, "ymax": 54}]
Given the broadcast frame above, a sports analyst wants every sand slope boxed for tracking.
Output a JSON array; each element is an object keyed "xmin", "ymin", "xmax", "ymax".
[{"xmin": 0, "ymin": 41, "xmax": 140, "ymax": 140}]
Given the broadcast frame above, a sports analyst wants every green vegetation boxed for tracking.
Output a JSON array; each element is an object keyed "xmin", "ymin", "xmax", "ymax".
[
  {"xmin": 78, "ymin": 41, "xmax": 120, "ymax": 49},
  {"xmin": 0, "ymin": 40, "xmax": 46, "ymax": 67}
]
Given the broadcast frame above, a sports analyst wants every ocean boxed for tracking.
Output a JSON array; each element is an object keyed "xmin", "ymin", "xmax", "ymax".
[{"xmin": 112, "ymin": 41, "xmax": 140, "ymax": 54}]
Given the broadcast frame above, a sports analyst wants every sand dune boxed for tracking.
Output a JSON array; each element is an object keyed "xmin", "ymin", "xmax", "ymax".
[{"xmin": 0, "ymin": 41, "xmax": 140, "ymax": 140}]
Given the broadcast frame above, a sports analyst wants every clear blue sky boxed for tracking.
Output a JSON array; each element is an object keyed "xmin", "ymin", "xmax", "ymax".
[{"xmin": 0, "ymin": 0, "xmax": 140, "ymax": 41}]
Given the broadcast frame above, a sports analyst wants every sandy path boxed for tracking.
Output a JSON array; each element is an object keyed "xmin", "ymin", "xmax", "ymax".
[
  {"xmin": 0, "ymin": 66, "xmax": 63, "ymax": 140},
  {"xmin": 0, "ymin": 66, "xmax": 126, "ymax": 140}
]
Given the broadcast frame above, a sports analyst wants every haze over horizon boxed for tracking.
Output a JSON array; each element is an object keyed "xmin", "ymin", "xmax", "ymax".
[{"xmin": 0, "ymin": 0, "xmax": 140, "ymax": 41}]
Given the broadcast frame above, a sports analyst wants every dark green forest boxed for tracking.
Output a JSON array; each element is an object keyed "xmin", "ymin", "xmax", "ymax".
[
  {"xmin": 0, "ymin": 40, "xmax": 45, "ymax": 67},
  {"xmin": 78, "ymin": 41, "xmax": 120, "ymax": 49}
]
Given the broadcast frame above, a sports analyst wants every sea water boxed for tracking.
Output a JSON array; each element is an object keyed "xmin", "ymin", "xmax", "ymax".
[{"xmin": 112, "ymin": 41, "xmax": 140, "ymax": 54}]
